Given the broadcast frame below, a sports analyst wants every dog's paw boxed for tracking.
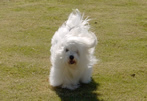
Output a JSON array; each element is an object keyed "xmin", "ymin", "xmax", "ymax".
[
  {"xmin": 49, "ymin": 79, "xmax": 62, "ymax": 87},
  {"xmin": 81, "ymin": 77, "xmax": 91, "ymax": 84},
  {"xmin": 62, "ymin": 84, "xmax": 79, "ymax": 90}
]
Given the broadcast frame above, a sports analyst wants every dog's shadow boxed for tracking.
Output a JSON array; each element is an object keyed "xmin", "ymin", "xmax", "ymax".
[{"xmin": 51, "ymin": 79, "xmax": 102, "ymax": 101}]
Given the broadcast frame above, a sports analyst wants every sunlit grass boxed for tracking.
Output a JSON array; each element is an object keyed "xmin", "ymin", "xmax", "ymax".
[{"xmin": 0, "ymin": 0, "xmax": 146, "ymax": 100}]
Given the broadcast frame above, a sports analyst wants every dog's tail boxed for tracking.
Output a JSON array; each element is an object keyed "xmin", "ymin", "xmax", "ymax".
[
  {"xmin": 65, "ymin": 9, "xmax": 98, "ymax": 49},
  {"xmin": 66, "ymin": 9, "xmax": 90, "ymax": 31}
]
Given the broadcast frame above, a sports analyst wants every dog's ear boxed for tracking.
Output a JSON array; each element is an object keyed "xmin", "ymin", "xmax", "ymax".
[
  {"xmin": 80, "ymin": 32, "xmax": 97, "ymax": 49},
  {"xmin": 65, "ymin": 33, "xmax": 97, "ymax": 49}
]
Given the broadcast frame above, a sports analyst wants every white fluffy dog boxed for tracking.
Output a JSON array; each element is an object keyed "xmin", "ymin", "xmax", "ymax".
[{"xmin": 49, "ymin": 9, "xmax": 97, "ymax": 90}]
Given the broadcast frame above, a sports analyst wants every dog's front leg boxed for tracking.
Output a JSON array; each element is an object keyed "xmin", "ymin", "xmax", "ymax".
[
  {"xmin": 81, "ymin": 67, "xmax": 92, "ymax": 84},
  {"xmin": 49, "ymin": 67, "xmax": 63, "ymax": 87}
]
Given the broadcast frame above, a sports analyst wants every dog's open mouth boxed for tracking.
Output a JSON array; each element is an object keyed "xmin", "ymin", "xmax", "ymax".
[{"xmin": 69, "ymin": 60, "xmax": 76, "ymax": 65}]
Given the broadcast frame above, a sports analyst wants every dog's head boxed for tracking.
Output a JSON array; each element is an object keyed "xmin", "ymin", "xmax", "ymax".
[{"xmin": 60, "ymin": 35, "xmax": 97, "ymax": 66}]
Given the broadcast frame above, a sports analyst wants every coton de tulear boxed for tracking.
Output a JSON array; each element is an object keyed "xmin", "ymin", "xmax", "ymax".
[{"xmin": 49, "ymin": 9, "xmax": 98, "ymax": 90}]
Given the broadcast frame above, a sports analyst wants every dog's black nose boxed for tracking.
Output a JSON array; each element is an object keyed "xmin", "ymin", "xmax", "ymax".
[{"xmin": 69, "ymin": 55, "xmax": 74, "ymax": 60}]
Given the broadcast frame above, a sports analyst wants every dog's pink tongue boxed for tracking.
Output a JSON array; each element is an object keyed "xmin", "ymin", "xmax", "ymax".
[{"xmin": 70, "ymin": 61, "xmax": 75, "ymax": 64}]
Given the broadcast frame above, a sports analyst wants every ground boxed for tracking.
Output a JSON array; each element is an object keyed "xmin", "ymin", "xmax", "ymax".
[{"xmin": 0, "ymin": 0, "xmax": 147, "ymax": 101}]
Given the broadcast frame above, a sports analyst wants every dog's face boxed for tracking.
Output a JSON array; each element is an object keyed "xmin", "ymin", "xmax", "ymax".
[
  {"xmin": 63, "ymin": 42, "xmax": 80, "ymax": 66},
  {"xmin": 60, "ymin": 35, "xmax": 97, "ymax": 66}
]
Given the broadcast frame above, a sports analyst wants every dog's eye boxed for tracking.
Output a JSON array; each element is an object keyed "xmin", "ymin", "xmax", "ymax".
[
  {"xmin": 76, "ymin": 51, "xmax": 79, "ymax": 55},
  {"xmin": 65, "ymin": 48, "xmax": 69, "ymax": 52}
]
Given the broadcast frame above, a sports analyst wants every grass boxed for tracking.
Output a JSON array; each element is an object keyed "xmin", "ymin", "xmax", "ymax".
[{"xmin": 0, "ymin": 0, "xmax": 147, "ymax": 100}]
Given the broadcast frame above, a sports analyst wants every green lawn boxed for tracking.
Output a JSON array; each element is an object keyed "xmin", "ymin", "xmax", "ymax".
[{"xmin": 0, "ymin": 0, "xmax": 147, "ymax": 101}]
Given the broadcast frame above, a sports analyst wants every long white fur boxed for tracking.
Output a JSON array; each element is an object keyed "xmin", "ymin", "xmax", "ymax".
[{"xmin": 49, "ymin": 9, "xmax": 98, "ymax": 90}]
